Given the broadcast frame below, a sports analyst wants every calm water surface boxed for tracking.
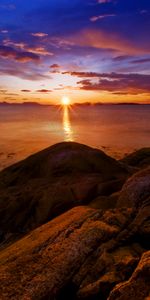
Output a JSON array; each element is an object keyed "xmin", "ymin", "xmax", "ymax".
[{"xmin": 0, "ymin": 104, "xmax": 150, "ymax": 170}]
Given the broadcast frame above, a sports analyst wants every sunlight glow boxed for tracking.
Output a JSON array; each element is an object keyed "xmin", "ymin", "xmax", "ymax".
[{"xmin": 61, "ymin": 96, "xmax": 70, "ymax": 106}]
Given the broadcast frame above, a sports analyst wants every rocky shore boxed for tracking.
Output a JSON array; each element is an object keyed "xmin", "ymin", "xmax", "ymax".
[{"xmin": 0, "ymin": 142, "xmax": 149, "ymax": 300}]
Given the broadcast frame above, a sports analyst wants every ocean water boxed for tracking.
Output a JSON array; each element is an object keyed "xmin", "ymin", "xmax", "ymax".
[{"xmin": 0, "ymin": 104, "xmax": 150, "ymax": 170}]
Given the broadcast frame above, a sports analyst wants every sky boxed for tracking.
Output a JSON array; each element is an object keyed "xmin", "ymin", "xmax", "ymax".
[{"xmin": 0, "ymin": 0, "xmax": 150, "ymax": 104}]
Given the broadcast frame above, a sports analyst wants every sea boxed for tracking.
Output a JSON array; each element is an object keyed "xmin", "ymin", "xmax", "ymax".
[{"xmin": 0, "ymin": 104, "xmax": 150, "ymax": 170}]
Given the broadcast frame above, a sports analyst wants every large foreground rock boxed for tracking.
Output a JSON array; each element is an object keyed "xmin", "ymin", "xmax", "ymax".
[
  {"xmin": 0, "ymin": 142, "xmax": 129, "ymax": 246},
  {"xmin": 0, "ymin": 204, "xmax": 149, "ymax": 300}
]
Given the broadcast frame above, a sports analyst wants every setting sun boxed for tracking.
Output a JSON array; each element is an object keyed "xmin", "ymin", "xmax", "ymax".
[{"xmin": 61, "ymin": 96, "xmax": 70, "ymax": 106}]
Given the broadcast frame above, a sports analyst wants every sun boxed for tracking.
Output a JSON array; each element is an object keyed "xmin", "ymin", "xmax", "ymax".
[{"xmin": 61, "ymin": 96, "xmax": 70, "ymax": 106}]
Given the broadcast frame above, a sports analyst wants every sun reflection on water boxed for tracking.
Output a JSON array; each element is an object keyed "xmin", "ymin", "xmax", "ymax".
[{"xmin": 63, "ymin": 106, "xmax": 73, "ymax": 141}]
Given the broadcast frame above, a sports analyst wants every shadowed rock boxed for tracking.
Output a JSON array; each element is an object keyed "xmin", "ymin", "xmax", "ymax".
[
  {"xmin": 108, "ymin": 251, "xmax": 150, "ymax": 300},
  {"xmin": 0, "ymin": 142, "xmax": 129, "ymax": 246},
  {"xmin": 120, "ymin": 148, "xmax": 150, "ymax": 169},
  {"xmin": 117, "ymin": 167, "xmax": 150, "ymax": 208}
]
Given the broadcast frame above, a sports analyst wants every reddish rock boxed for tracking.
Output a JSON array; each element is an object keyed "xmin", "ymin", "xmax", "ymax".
[
  {"xmin": 0, "ymin": 142, "xmax": 129, "ymax": 246},
  {"xmin": 117, "ymin": 167, "xmax": 150, "ymax": 208},
  {"xmin": 0, "ymin": 206, "xmax": 132, "ymax": 300},
  {"xmin": 108, "ymin": 251, "xmax": 150, "ymax": 300}
]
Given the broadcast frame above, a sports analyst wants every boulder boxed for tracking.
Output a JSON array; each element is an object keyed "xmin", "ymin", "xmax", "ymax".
[
  {"xmin": 117, "ymin": 167, "xmax": 150, "ymax": 208},
  {"xmin": 0, "ymin": 142, "xmax": 129, "ymax": 246},
  {"xmin": 120, "ymin": 148, "xmax": 150, "ymax": 169}
]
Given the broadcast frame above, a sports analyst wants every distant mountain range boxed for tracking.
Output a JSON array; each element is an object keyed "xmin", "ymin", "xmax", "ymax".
[{"xmin": 0, "ymin": 101, "xmax": 149, "ymax": 107}]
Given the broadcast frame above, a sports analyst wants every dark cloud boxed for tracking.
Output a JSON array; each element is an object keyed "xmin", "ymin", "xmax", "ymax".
[
  {"xmin": 113, "ymin": 55, "xmax": 132, "ymax": 61},
  {"xmin": 21, "ymin": 90, "xmax": 31, "ymax": 92},
  {"xmin": 73, "ymin": 71, "xmax": 150, "ymax": 94},
  {"xmin": 50, "ymin": 64, "xmax": 60, "ymax": 69},
  {"xmin": 0, "ymin": 45, "xmax": 40, "ymax": 62},
  {"xmin": 131, "ymin": 58, "xmax": 150, "ymax": 64},
  {"xmin": 36, "ymin": 89, "xmax": 52, "ymax": 93}
]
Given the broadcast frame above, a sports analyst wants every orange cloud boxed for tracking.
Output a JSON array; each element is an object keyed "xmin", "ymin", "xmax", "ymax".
[
  {"xmin": 68, "ymin": 29, "xmax": 150, "ymax": 55},
  {"xmin": 3, "ymin": 40, "xmax": 53, "ymax": 56}
]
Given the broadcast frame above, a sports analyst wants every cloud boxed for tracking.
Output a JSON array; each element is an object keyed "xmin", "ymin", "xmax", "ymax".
[
  {"xmin": 62, "ymin": 71, "xmax": 99, "ymax": 77},
  {"xmin": 0, "ymin": 45, "xmax": 40, "ymax": 62},
  {"xmin": 131, "ymin": 58, "xmax": 150, "ymax": 64},
  {"xmin": 97, "ymin": 0, "xmax": 116, "ymax": 3},
  {"xmin": 0, "ymin": 30, "xmax": 8, "ymax": 34},
  {"xmin": 36, "ymin": 89, "xmax": 52, "ymax": 93},
  {"xmin": 68, "ymin": 29, "xmax": 149, "ymax": 55},
  {"xmin": 21, "ymin": 90, "xmax": 31, "ymax": 92},
  {"xmin": 0, "ymin": 89, "xmax": 7, "ymax": 94},
  {"xmin": 113, "ymin": 55, "xmax": 132, "ymax": 61},
  {"xmin": 3, "ymin": 39, "xmax": 53, "ymax": 56},
  {"xmin": 0, "ymin": 65, "xmax": 49, "ymax": 81},
  {"xmin": 31, "ymin": 32, "xmax": 48, "ymax": 37},
  {"xmin": 28, "ymin": 47, "xmax": 53, "ymax": 56},
  {"xmin": 90, "ymin": 14, "xmax": 116, "ymax": 22},
  {"xmin": 50, "ymin": 64, "xmax": 60, "ymax": 69},
  {"xmin": 66, "ymin": 71, "xmax": 150, "ymax": 94},
  {"xmin": 50, "ymin": 64, "xmax": 61, "ymax": 73}
]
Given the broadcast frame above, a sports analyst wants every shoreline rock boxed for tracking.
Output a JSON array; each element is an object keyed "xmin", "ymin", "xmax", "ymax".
[
  {"xmin": 0, "ymin": 142, "xmax": 149, "ymax": 299},
  {"xmin": 0, "ymin": 142, "xmax": 129, "ymax": 247}
]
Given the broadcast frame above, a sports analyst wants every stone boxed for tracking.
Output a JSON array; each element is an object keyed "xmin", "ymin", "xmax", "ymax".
[
  {"xmin": 0, "ymin": 142, "xmax": 129, "ymax": 247},
  {"xmin": 108, "ymin": 251, "xmax": 150, "ymax": 300},
  {"xmin": 117, "ymin": 167, "xmax": 150, "ymax": 208}
]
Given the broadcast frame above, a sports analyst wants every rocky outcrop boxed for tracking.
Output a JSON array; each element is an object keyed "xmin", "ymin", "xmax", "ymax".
[
  {"xmin": 114, "ymin": 168, "xmax": 150, "ymax": 248},
  {"xmin": 108, "ymin": 250, "xmax": 150, "ymax": 300},
  {"xmin": 0, "ymin": 142, "xmax": 129, "ymax": 246},
  {"xmin": 0, "ymin": 143, "xmax": 149, "ymax": 299},
  {"xmin": 117, "ymin": 167, "xmax": 150, "ymax": 208},
  {"xmin": 120, "ymin": 148, "xmax": 150, "ymax": 169},
  {"xmin": 0, "ymin": 201, "xmax": 149, "ymax": 300}
]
